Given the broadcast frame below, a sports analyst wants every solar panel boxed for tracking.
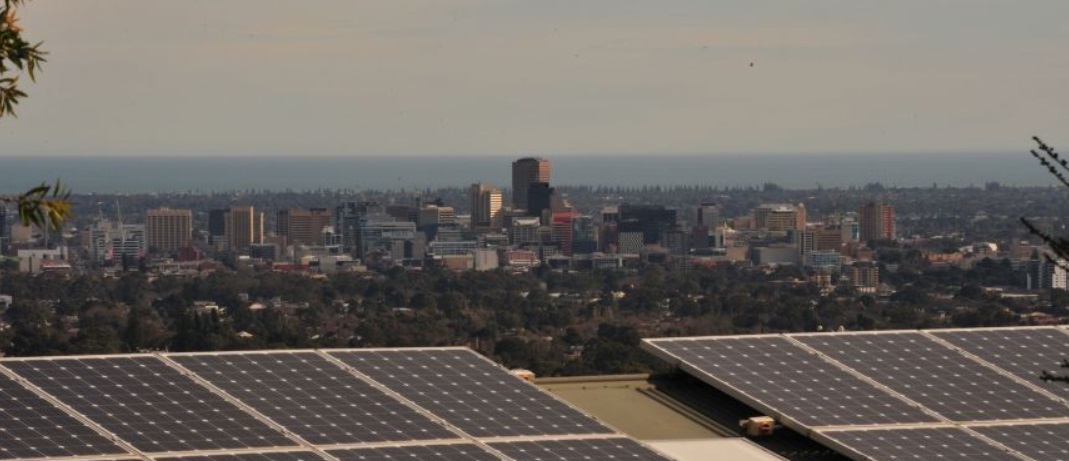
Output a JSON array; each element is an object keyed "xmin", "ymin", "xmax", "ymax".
[
  {"xmin": 327, "ymin": 349, "xmax": 614, "ymax": 437},
  {"xmin": 171, "ymin": 352, "xmax": 458, "ymax": 445},
  {"xmin": 970, "ymin": 423, "xmax": 1069, "ymax": 461},
  {"xmin": 0, "ymin": 371, "xmax": 129, "ymax": 459},
  {"xmin": 796, "ymin": 332, "xmax": 1069, "ymax": 422},
  {"xmin": 931, "ymin": 327, "xmax": 1069, "ymax": 398},
  {"xmin": 328, "ymin": 443, "xmax": 502, "ymax": 461},
  {"xmin": 3, "ymin": 357, "xmax": 296, "ymax": 453},
  {"xmin": 158, "ymin": 451, "xmax": 328, "ymax": 461},
  {"xmin": 488, "ymin": 438, "xmax": 672, "ymax": 461},
  {"xmin": 819, "ymin": 427, "xmax": 1020, "ymax": 461},
  {"xmin": 644, "ymin": 336, "xmax": 938, "ymax": 426}
]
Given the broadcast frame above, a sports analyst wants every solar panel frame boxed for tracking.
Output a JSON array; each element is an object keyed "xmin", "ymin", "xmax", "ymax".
[
  {"xmin": 2, "ymin": 356, "xmax": 298, "ymax": 454},
  {"xmin": 970, "ymin": 422, "xmax": 1069, "ymax": 461},
  {"xmin": 815, "ymin": 427, "xmax": 1027, "ymax": 461},
  {"xmin": 929, "ymin": 327, "xmax": 1069, "ymax": 400},
  {"xmin": 795, "ymin": 331, "xmax": 1069, "ymax": 422},
  {"xmin": 328, "ymin": 443, "xmax": 505, "ymax": 461},
  {"xmin": 488, "ymin": 438, "xmax": 674, "ymax": 461},
  {"xmin": 0, "ymin": 367, "xmax": 131, "ymax": 460},
  {"xmin": 325, "ymin": 348, "xmax": 616, "ymax": 438},
  {"xmin": 167, "ymin": 351, "xmax": 459, "ymax": 446},
  {"xmin": 642, "ymin": 335, "xmax": 940, "ymax": 427}
]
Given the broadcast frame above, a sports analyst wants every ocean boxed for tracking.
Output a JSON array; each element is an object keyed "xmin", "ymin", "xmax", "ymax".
[{"xmin": 0, "ymin": 153, "xmax": 1055, "ymax": 194}]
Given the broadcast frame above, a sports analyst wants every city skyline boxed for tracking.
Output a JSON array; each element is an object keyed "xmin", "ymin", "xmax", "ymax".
[{"xmin": 2, "ymin": 0, "xmax": 1067, "ymax": 158}]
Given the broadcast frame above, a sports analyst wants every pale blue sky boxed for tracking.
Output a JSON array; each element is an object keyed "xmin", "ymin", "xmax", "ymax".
[{"xmin": 2, "ymin": 0, "xmax": 1068, "ymax": 157}]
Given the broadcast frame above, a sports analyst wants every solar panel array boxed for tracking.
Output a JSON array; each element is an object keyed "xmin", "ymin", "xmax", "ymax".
[
  {"xmin": 818, "ymin": 427, "xmax": 1021, "ymax": 461},
  {"xmin": 648, "ymin": 336, "xmax": 937, "ymax": 426},
  {"xmin": 932, "ymin": 328, "xmax": 1069, "ymax": 398},
  {"xmin": 796, "ymin": 332, "xmax": 1069, "ymax": 422},
  {"xmin": 971, "ymin": 423, "xmax": 1069, "ymax": 461},
  {"xmin": 0, "ymin": 348, "xmax": 672, "ymax": 461},
  {"xmin": 0, "ymin": 371, "xmax": 127, "ymax": 459},
  {"xmin": 643, "ymin": 326, "xmax": 1069, "ymax": 461},
  {"xmin": 171, "ymin": 352, "xmax": 455, "ymax": 445},
  {"xmin": 328, "ymin": 443, "xmax": 503, "ymax": 461},
  {"xmin": 327, "ymin": 350, "xmax": 615, "ymax": 437}
]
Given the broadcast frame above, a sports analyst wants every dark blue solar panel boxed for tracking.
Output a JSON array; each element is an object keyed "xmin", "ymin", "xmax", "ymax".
[
  {"xmin": 821, "ymin": 427, "xmax": 1018, "ymax": 461},
  {"xmin": 159, "ymin": 452, "xmax": 327, "ymax": 461},
  {"xmin": 329, "ymin": 443, "xmax": 501, "ymax": 461},
  {"xmin": 971, "ymin": 422, "xmax": 1069, "ymax": 461},
  {"xmin": 4, "ymin": 357, "xmax": 296, "ymax": 453},
  {"xmin": 0, "ymin": 369, "xmax": 129, "ymax": 459},
  {"xmin": 171, "ymin": 352, "xmax": 457, "ymax": 445},
  {"xmin": 489, "ymin": 438, "xmax": 672, "ymax": 461},
  {"xmin": 645, "ymin": 336, "xmax": 937, "ymax": 426},
  {"xmin": 797, "ymin": 332, "xmax": 1069, "ymax": 422},
  {"xmin": 931, "ymin": 327, "xmax": 1069, "ymax": 398},
  {"xmin": 328, "ymin": 349, "xmax": 614, "ymax": 437}
]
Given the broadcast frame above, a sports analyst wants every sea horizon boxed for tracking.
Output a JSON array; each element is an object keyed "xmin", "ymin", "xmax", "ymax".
[{"xmin": 0, "ymin": 152, "xmax": 1054, "ymax": 194}]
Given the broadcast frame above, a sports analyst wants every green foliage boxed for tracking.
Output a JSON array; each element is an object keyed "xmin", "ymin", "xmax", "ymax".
[
  {"xmin": 4, "ymin": 179, "xmax": 72, "ymax": 230},
  {"xmin": 0, "ymin": 0, "xmax": 46, "ymax": 118}
]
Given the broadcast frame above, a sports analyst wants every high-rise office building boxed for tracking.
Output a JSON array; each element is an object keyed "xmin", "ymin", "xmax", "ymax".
[
  {"xmin": 511, "ymin": 157, "xmax": 550, "ymax": 210},
  {"xmin": 418, "ymin": 204, "xmax": 455, "ymax": 240},
  {"xmin": 753, "ymin": 203, "xmax": 806, "ymax": 231},
  {"xmin": 526, "ymin": 182, "xmax": 553, "ymax": 220},
  {"xmin": 696, "ymin": 203, "xmax": 720, "ymax": 228},
  {"xmin": 551, "ymin": 211, "xmax": 576, "ymax": 256},
  {"xmin": 859, "ymin": 202, "xmax": 895, "ymax": 244},
  {"xmin": 145, "ymin": 207, "xmax": 193, "ymax": 254},
  {"xmin": 208, "ymin": 209, "xmax": 228, "ymax": 245},
  {"xmin": 0, "ymin": 206, "xmax": 8, "ymax": 248},
  {"xmin": 225, "ymin": 206, "xmax": 264, "ymax": 253},
  {"xmin": 572, "ymin": 215, "xmax": 598, "ymax": 255},
  {"xmin": 799, "ymin": 225, "xmax": 843, "ymax": 255},
  {"xmin": 470, "ymin": 183, "xmax": 503, "ymax": 231},
  {"xmin": 619, "ymin": 204, "xmax": 677, "ymax": 245},
  {"xmin": 278, "ymin": 208, "xmax": 332, "ymax": 246}
]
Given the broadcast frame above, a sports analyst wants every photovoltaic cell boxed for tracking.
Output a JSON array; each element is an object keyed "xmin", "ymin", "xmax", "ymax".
[
  {"xmin": 645, "ymin": 336, "xmax": 937, "ymax": 426},
  {"xmin": 328, "ymin": 443, "xmax": 502, "ymax": 461},
  {"xmin": 159, "ymin": 452, "xmax": 328, "ymax": 461},
  {"xmin": 931, "ymin": 328, "xmax": 1069, "ymax": 398},
  {"xmin": 3, "ymin": 357, "xmax": 296, "ymax": 453},
  {"xmin": 797, "ymin": 332, "xmax": 1069, "ymax": 422},
  {"xmin": 971, "ymin": 423, "xmax": 1069, "ymax": 461},
  {"xmin": 0, "ymin": 371, "xmax": 128, "ymax": 459},
  {"xmin": 820, "ymin": 427, "xmax": 1019, "ymax": 461},
  {"xmin": 328, "ymin": 349, "xmax": 614, "ymax": 437},
  {"xmin": 488, "ymin": 438, "xmax": 672, "ymax": 461},
  {"xmin": 171, "ymin": 352, "xmax": 457, "ymax": 445}
]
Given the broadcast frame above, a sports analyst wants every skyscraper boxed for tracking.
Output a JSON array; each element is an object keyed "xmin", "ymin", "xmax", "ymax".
[
  {"xmin": 0, "ymin": 206, "xmax": 8, "ymax": 247},
  {"xmin": 696, "ymin": 202, "xmax": 720, "ymax": 228},
  {"xmin": 526, "ymin": 182, "xmax": 553, "ymax": 220},
  {"xmin": 145, "ymin": 207, "xmax": 193, "ymax": 254},
  {"xmin": 277, "ymin": 208, "xmax": 332, "ymax": 246},
  {"xmin": 511, "ymin": 157, "xmax": 550, "ymax": 210},
  {"xmin": 225, "ymin": 206, "xmax": 264, "ymax": 253},
  {"xmin": 470, "ymin": 183, "xmax": 503, "ymax": 231},
  {"xmin": 859, "ymin": 202, "xmax": 895, "ymax": 244},
  {"xmin": 208, "ymin": 209, "xmax": 228, "ymax": 245}
]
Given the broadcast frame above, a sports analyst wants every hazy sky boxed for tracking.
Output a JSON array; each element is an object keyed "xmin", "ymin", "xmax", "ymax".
[{"xmin": 3, "ymin": 0, "xmax": 1068, "ymax": 157}]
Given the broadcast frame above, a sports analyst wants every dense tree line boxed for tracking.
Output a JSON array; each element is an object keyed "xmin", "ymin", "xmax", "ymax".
[{"xmin": 0, "ymin": 258, "xmax": 1047, "ymax": 376}]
